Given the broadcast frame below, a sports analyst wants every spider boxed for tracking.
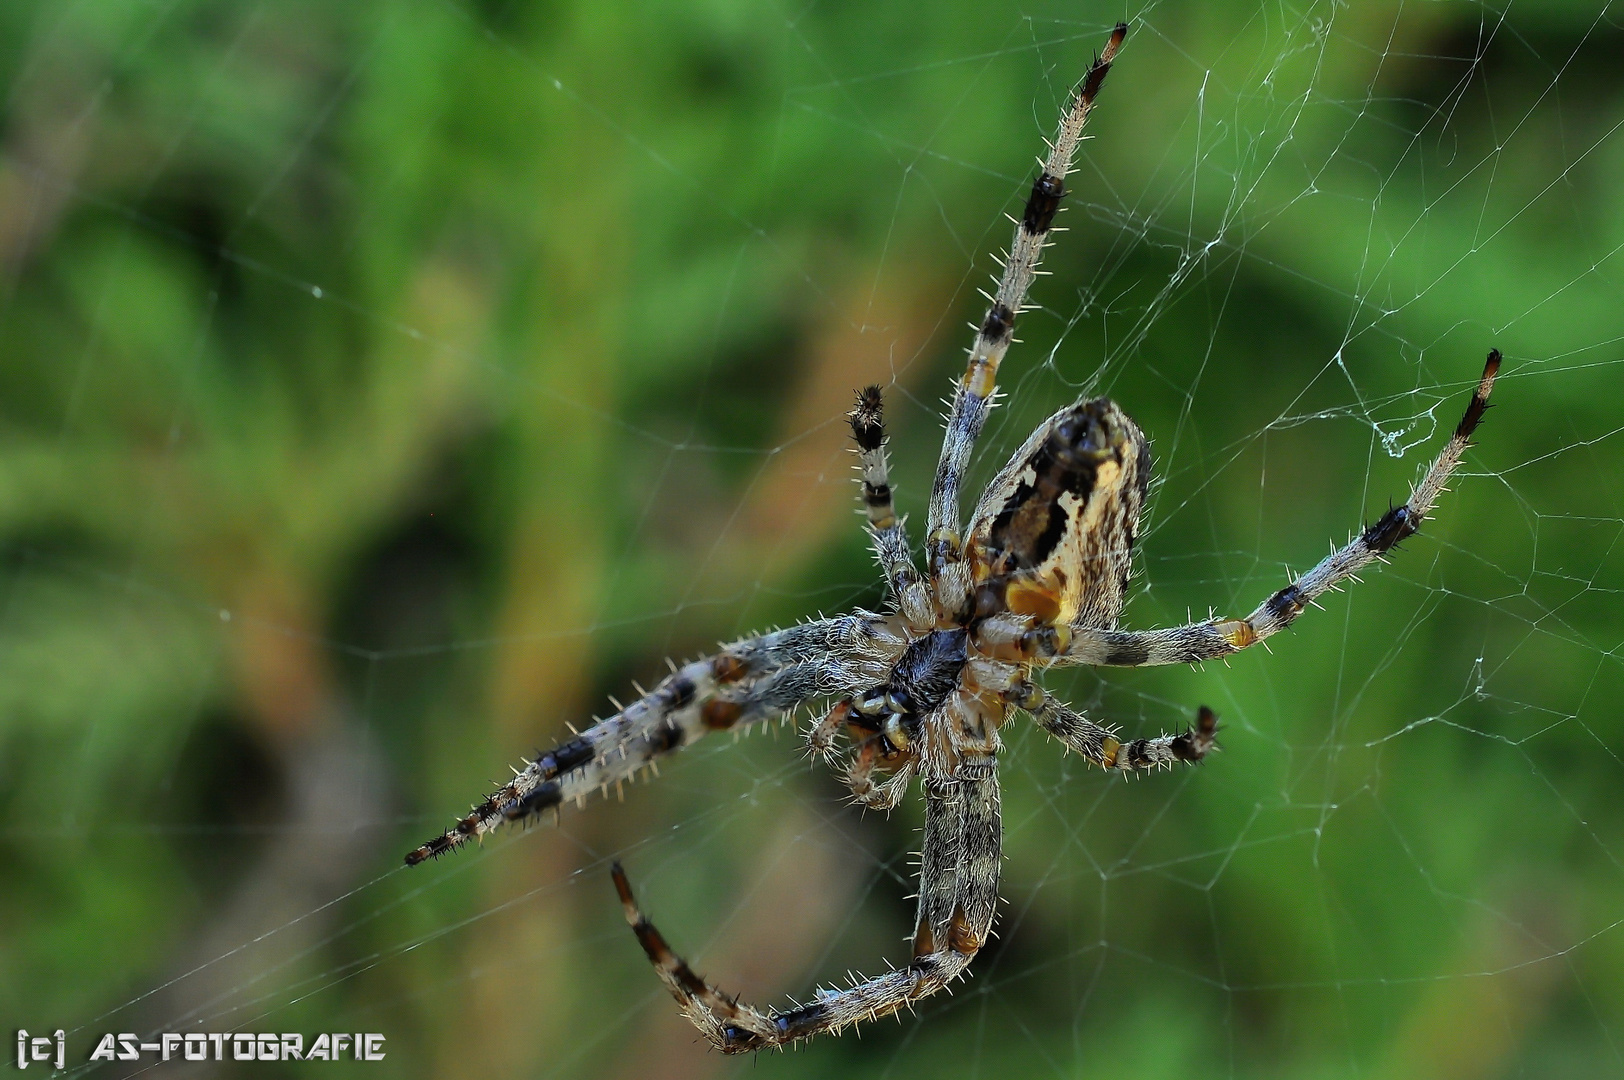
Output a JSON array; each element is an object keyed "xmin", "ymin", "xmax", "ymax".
[{"xmin": 406, "ymin": 22, "xmax": 1501, "ymax": 1054}]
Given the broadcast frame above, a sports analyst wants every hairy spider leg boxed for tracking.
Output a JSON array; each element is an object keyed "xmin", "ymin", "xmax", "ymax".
[
  {"xmin": 844, "ymin": 734, "xmax": 917, "ymax": 810},
  {"xmin": 611, "ymin": 757, "xmax": 1000, "ymax": 1053},
  {"xmin": 926, "ymin": 23, "xmax": 1127, "ymax": 602},
  {"xmin": 1020, "ymin": 686, "xmax": 1218, "ymax": 771},
  {"xmin": 850, "ymin": 386, "xmax": 932, "ymax": 626},
  {"xmin": 406, "ymin": 615, "xmax": 904, "ymax": 864},
  {"xmin": 1052, "ymin": 350, "xmax": 1502, "ymax": 669}
]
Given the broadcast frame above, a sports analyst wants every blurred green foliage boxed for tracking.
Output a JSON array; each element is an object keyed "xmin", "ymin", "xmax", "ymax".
[{"xmin": 2, "ymin": 1, "xmax": 1622, "ymax": 1077}]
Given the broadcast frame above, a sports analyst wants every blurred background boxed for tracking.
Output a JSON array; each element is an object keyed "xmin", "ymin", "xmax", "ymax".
[{"xmin": 3, "ymin": 0, "xmax": 1622, "ymax": 1077}]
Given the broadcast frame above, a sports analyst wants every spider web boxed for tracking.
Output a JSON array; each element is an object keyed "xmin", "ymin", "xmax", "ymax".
[{"xmin": 5, "ymin": 1, "xmax": 1624, "ymax": 1077}]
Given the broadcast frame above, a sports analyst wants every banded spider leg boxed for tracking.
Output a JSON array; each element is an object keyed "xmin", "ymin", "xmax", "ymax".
[
  {"xmin": 405, "ymin": 614, "xmax": 904, "ymax": 864},
  {"xmin": 610, "ymin": 755, "xmax": 1000, "ymax": 1053},
  {"xmin": 926, "ymin": 23, "xmax": 1127, "ymax": 612},
  {"xmin": 1048, "ymin": 351, "xmax": 1501, "ymax": 672}
]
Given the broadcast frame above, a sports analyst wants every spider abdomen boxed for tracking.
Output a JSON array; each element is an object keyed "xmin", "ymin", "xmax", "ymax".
[{"xmin": 966, "ymin": 397, "xmax": 1151, "ymax": 629}]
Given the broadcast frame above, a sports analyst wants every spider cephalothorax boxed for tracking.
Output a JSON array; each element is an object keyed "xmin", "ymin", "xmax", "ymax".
[{"xmin": 406, "ymin": 22, "xmax": 1500, "ymax": 1053}]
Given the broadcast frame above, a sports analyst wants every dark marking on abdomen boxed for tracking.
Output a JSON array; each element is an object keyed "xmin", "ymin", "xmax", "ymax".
[{"xmin": 983, "ymin": 402, "xmax": 1111, "ymax": 573}]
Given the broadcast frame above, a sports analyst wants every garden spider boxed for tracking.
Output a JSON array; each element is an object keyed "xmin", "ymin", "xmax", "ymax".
[{"xmin": 406, "ymin": 22, "xmax": 1501, "ymax": 1053}]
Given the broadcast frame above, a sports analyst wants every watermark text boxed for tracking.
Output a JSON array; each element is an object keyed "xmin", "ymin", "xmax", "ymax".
[{"xmin": 15, "ymin": 1030, "xmax": 385, "ymax": 1067}]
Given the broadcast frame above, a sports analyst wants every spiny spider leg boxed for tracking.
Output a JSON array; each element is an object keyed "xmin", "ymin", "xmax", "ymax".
[
  {"xmin": 844, "ymin": 733, "xmax": 917, "ymax": 810},
  {"xmin": 1051, "ymin": 350, "xmax": 1502, "ymax": 670},
  {"xmin": 406, "ymin": 615, "xmax": 902, "ymax": 864},
  {"xmin": 1020, "ymin": 684, "xmax": 1218, "ymax": 771},
  {"xmin": 850, "ymin": 387, "xmax": 929, "ymax": 623},
  {"xmin": 610, "ymin": 757, "xmax": 999, "ymax": 1054},
  {"xmin": 926, "ymin": 22, "xmax": 1127, "ymax": 582},
  {"xmin": 804, "ymin": 699, "xmax": 851, "ymax": 761}
]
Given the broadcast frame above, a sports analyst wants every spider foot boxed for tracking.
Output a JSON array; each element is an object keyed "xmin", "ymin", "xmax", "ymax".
[
  {"xmin": 1176, "ymin": 705, "xmax": 1220, "ymax": 762},
  {"xmin": 804, "ymin": 701, "xmax": 850, "ymax": 763}
]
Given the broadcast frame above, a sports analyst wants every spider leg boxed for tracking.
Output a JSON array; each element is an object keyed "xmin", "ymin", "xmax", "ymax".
[
  {"xmin": 844, "ymin": 734, "xmax": 917, "ymax": 810},
  {"xmin": 926, "ymin": 24, "xmax": 1126, "ymax": 586},
  {"xmin": 1050, "ymin": 351, "xmax": 1502, "ymax": 670},
  {"xmin": 611, "ymin": 756, "xmax": 1000, "ymax": 1053},
  {"xmin": 1018, "ymin": 683, "xmax": 1217, "ymax": 770},
  {"xmin": 850, "ymin": 387, "xmax": 930, "ymax": 624},
  {"xmin": 804, "ymin": 699, "xmax": 851, "ymax": 762},
  {"xmin": 405, "ymin": 615, "xmax": 901, "ymax": 865}
]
